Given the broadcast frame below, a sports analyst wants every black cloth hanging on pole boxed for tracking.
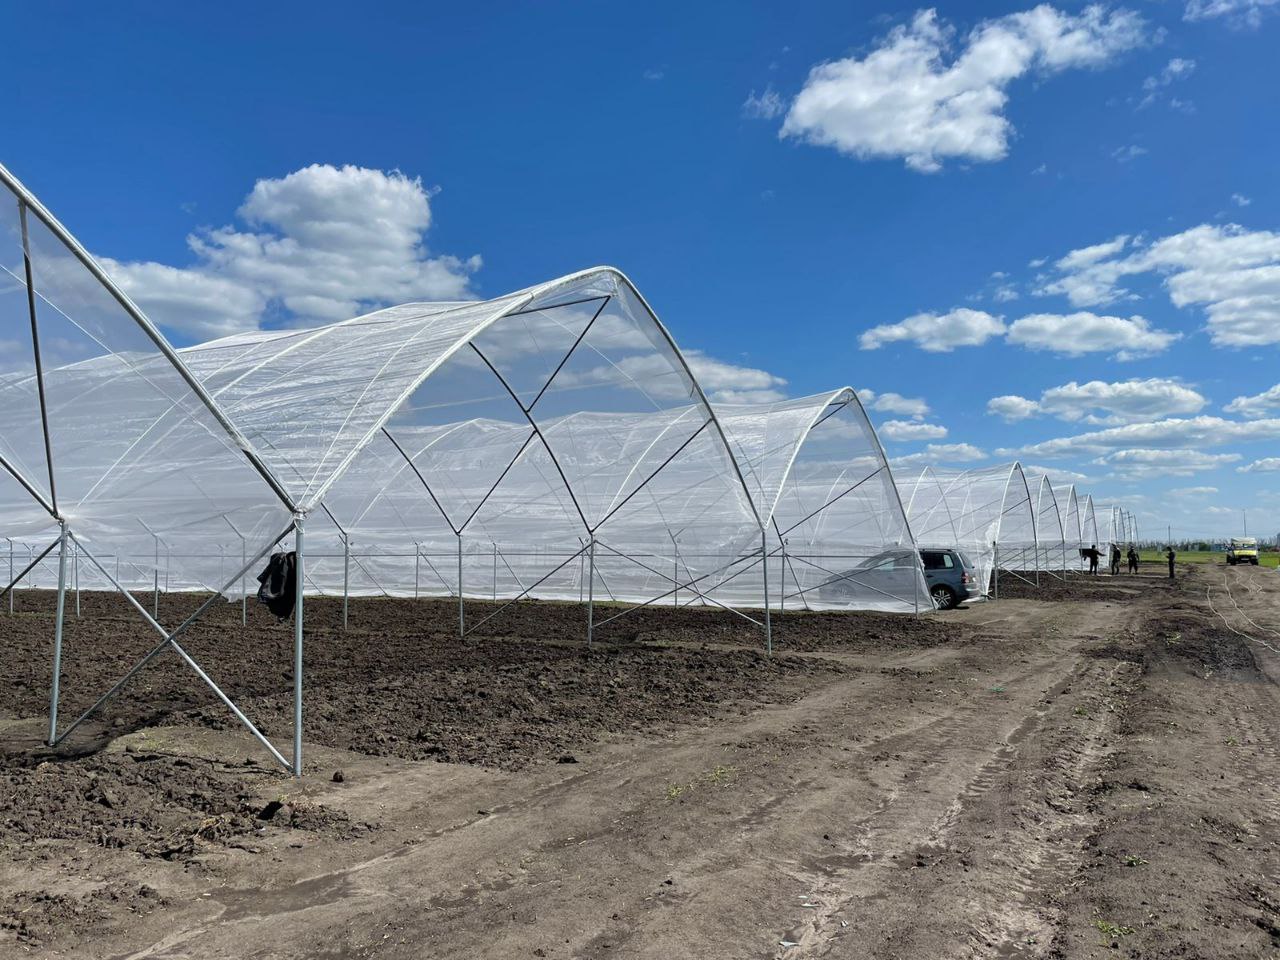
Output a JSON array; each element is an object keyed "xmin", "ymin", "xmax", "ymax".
[{"xmin": 256, "ymin": 551, "xmax": 297, "ymax": 620}]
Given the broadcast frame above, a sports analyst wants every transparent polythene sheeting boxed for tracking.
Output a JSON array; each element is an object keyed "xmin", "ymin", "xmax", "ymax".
[
  {"xmin": 174, "ymin": 295, "xmax": 921, "ymax": 613},
  {"xmin": 0, "ymin": 230, "xmax": 923, "ymax": 615},
  {"xmin": 0, "ymin": 263, "xmax": 734, "ymax": 600},
  {"xmin": 1029, "ymin": 474, "xmax": 1068, "ymax": 574},
  {"xmin": 1080, "ymin": 496, "xmax": 1101, "ymax": 553},
  {"xmin": 898, "ymin": 463, "xmax": 1038, "ymax": 594},
  {"xmin": 0, "ymin": 181, "xmax": 295, "ymax": 595},
  {"xmin": 1099, "ymin": 505, "xmax": 1118, "ymax": 545},
  {"xmin": 284, "ymin": 391, "xmax": 924, "ymax": 613},
  {"xmin": 65, "ymin": 389, "xmax": 919, "ymax": 615},
  {"xmin": 1061, "ymin": 484, "xmax": 1085, "ymax": 571},
  {"xmin": 898, "ymin": 466, "xmax": 961, "ymax": 548},
  {"xmin": 713, "ymin": 391, "xmax": 926, "ymax": 613},
  {"xmin": 176, "ymin": 268, "xmax": 714, "ymax": 516}
]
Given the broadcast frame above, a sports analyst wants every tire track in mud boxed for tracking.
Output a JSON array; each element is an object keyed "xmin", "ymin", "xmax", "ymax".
[
  {"xmin": 1200, "ymin": 568, "xmax": 1280, "ymax": 831},
  {"xmin": 777, "ymin": 646, "xmax": 1137, "ymax": 959},
  {"xmin": 7, "ymin": 588, "xmax": 1184, "ymax": 960},
  {"xmin": 1046, "ymin": 564, "xmax": 1280, "ymax": 959},
  {"xmin": 109, "ymin": 643, "xmax": 990, "ymax": 960}
]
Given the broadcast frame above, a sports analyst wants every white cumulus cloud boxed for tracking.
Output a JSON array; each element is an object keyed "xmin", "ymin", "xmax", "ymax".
[
  {"xmin": 860, "ymin": 308, "xmax": 1006, "ymax": 351},
  {"xmin": 1238, "ymin": 458, "xmax": 1280, "ymax": 473},
  {"xmin": 103, "ymin": 164, "xmax": 482, "ymax": 339},
  {"xmin": 1095, "ymin": 448, "xmax": 1241, "ymax": 477},
  {"xmin": 893, "ymin": 442, "xmax": 988, "ymax": 466},
  {"xmin": 989, "ymin": 378, "xmax": 1205, "ymax": 424},
  {"xmin": 879, "ymin": 419, "xmax": 949, "ymax": 441},
  {"xmin": 1036, "ymin": 223, "xmax": 1280, "ymax": 347},
  {"xmin": 1022, "ymin": 463, "xmax": 1092, "ymax": 485},
  {"xmin": 1000, "ymin": 416, "xmax": 1280, "ymax": 458},
  {"xmin": 687, "ymin": 351, "xmax": 789, "ymax": 404},
  {"xmin": 1225, "ymin": 383, "xmax": 1280, "ymax": 419},
  {"xmin": 858, "ymin": 389, "xmax": 932, "ymax": 419},
  {"xmin": 1185, "ymin": 0, "xmax": 1278, "ymax": 27},
  {"xmin": 779, "ymin": 5, "xmax": 1148, "ymax": 172},
  {"xmin": 1005, "ymin": 312, "xmax": 1179, "ymax": 358},
  {"xmin": 988, "ymin": 395, "xmax": 1043, "ymax": 421}
]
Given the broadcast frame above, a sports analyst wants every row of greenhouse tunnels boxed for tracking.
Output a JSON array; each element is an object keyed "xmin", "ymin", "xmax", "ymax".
[{"xmin": 0, "ymin": 164, "xmax": 1134, "ymax": 774}]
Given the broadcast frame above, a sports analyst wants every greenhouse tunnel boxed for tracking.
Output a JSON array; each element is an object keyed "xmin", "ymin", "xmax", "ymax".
[
  {"xmin": 0, "ymin": 161, "xmax": 1122, "ymax": 772},
  {"xmin": 1029, "ymin": 473, "xmax": 1068, "ymax": 578},
  {"xmin": 899, "ymin": 462, "xmax": 1039, "ymax": 595}
]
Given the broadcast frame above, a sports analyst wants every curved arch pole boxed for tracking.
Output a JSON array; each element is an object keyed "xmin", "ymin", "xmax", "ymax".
[{"xmin": 2, "ymin": 164, "xmax": 296, "ymax": 515}]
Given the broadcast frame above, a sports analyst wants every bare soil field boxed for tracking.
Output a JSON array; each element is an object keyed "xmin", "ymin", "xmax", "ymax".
[{"xmin": 2, "ymin": 563, "xmax": 1279, "ymax": 958}]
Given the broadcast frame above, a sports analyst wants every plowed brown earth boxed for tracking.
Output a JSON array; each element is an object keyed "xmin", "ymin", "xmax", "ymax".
[
  {"xmin": 988, "ymin": 569, "xmax": 1162, "ymax": 603},
  {"xmin": 2, "ymin": 564, "xmax": 1279, "ymax": 958}
]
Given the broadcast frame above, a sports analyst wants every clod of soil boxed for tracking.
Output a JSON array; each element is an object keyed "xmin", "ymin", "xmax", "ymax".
[{"xmin": 0, "ymin": 752, "xmax": 358, "ymax": 865}]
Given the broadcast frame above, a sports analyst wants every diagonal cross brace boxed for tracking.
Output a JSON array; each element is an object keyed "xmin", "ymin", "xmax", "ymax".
[
  {"xmin": 0, "ymin": 535, "xmax": 59, "ymax": 603},
  {"xmin": 53, "ymin": 522, "xmax": 299, "ymax": 773}
]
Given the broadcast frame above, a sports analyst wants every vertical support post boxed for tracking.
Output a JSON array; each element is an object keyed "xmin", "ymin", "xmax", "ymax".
[
  {"xmin": 761, "ymin": 529, "xmax": 772, "ymax": 656},
  {"xmin": 293, "ymin": 516, "xmax": 305, "ymax": 777},
  {"xmin": 152, "ymin": 534, "xmax": 159, "ymax": 620},
  {"xmin": 586, "ymin": 536, "xmax": 596, "ymax": 648},
  {"xmin": 240, "ymin": 537, "xmax": 247, "ymax": 627},
  {"xmin": 492, "ymin": 542, "xmax": 497, "ymax": 602},
  {"xmin": 779, "ymin": 538, "xmax": 786, "ymax": 613},
  {"xmin": 457, "ymin": 534, "xmax": 464, "ymax": 638},
  {"xmin": 74, "ymin": 538, "xmax": 80, "ymax": 617},
  {"xmin": 48, "ymin": 523, "xmax": 69, "ymax": 746},
  {"xmin": 341, "ymin": 533, "xmax": 350, "ymax": 631},
  {"xmin": 8, "ymin": 538, "xmax": 13, "ymax": 614},
  {"xmin": 993, "ymin": 541, "xmax": 999, "ymax": 600},
  {"xmin": 913, "ymin": 545, "xmax": 920, "ymax": 619},
  {"xmin": 414, "ymin": 542, "xmax": 420, "ymax": 599},
  {"xmin": 669, "ymin": 533, "xmax": 680, "ymax": 608}
]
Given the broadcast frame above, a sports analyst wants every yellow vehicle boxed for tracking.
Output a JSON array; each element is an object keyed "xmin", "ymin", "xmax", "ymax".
[{"xmin": 1227, "ymin": 537, "xmax": 1259, "ymax": 565}]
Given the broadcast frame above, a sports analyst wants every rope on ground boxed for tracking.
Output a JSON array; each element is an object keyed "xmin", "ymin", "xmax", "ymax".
[
  {"xmin": 1205, "ymin": 585, "xmax": 1280, "ymax": 656},
  {"xmin": 1223, "ymin": 580, "xmax": 1280, "ymax": 641}
]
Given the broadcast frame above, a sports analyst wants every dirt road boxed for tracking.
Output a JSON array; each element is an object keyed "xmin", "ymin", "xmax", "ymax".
[{"xmin": 3, "ymin": 564, "xmax": 1279, "ymax": 958}]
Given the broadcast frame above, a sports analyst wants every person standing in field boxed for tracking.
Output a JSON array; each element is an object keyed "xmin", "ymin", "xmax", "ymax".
[
  {"xmin": 1082, "ymin": 544, "xmax": 1100, "ymax": 575},
  {"xmin": 1127, "ymin": 546, "xmax": 1138, "ymax": 573},
  {"xmin": 1166, "ymin": 545, "xmax": 1176, "ymax": 579},
  {"xmin": 1110, "ymin": 543, "xmax": 1122, "ymax": 575}
]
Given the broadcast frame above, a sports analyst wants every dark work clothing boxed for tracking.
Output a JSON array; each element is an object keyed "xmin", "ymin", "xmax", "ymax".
[
  {"xmin": 1127, "ymin": 550, "xmax": 1138, "ymax": 574},
  {"xmin": 257, "ymin": 551, "xmax": 298, "ymax": 619},
  {"xmin": 1166, "ymin": 550, "xmax": 1176, "ymax": 580},
  {"xmin": 1081, "ymin": 547, "xmax": 1100, "ymax": 575},
  {"xmin": 1110, "ymin": 546, "xmax": 1122, "ymax": 575}
]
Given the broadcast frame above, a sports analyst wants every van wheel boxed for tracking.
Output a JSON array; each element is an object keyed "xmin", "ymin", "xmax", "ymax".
[{"xmin": 931, "ymin": 585, "xmax": 956, "ymax": 610}]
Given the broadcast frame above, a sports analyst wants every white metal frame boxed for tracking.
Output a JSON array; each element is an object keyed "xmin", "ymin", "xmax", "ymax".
[{"xmin": 2, "ymin": 163, "xmax": 308, "ymax": 776}]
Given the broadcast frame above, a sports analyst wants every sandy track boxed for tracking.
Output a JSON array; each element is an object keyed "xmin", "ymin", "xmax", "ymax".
[{"xmin": 3, "ymin": 567, "xmax": 1279, "ymax": 958}]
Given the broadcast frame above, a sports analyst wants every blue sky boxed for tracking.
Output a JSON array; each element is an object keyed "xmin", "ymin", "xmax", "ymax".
[{"xmin": 3, "ymin": 1, "xmax": 1279, "ymax": 541}]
